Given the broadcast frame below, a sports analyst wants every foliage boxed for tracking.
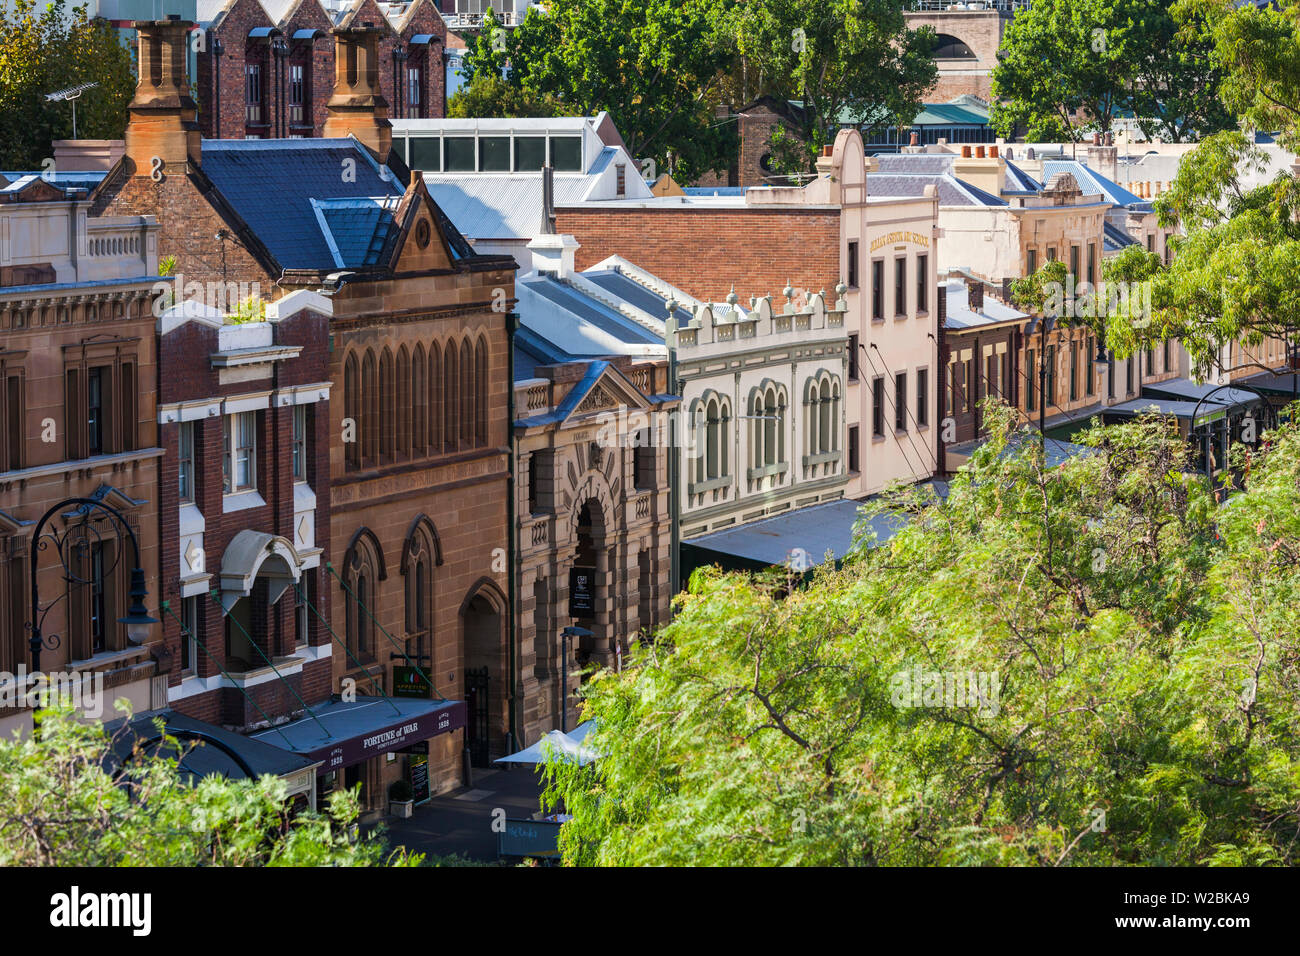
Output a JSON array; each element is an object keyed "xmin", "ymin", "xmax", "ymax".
[
  {"xmin": 501, "ymin": 0, "xmax": 738, "ymax": 182},
  {"xmin": 544, "ymin": 406, "xmax": 1300, "ymax": 865},
  {"xmin": 991, "ymin": 0, "xmax": 1230, "ymax": 143},
  {"xmin": 228, "ymin": 296, "xmax": 266, "ymax": 324},
  {"xmin": 726, "ymin": 0, "xmax": 936, "ymax": 173},
  {"xmin": 0, "ymin": 0, "xmax": 134, "ymax": 169},
  {"xmin": 158, "ymin": 255, "xmax": 177, "ymax": 278},
  {"xmin": 0, "ymin": 705, "xmax": 423, "ymax": 866}
]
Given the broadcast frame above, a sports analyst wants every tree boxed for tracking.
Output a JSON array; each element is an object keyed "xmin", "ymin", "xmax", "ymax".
[
  {"xmin": 1122, "ymin": 1, "xmax": 1300, "ymax": 375},
  {"xmin": 726, "ymin": 0, "xmax": 936, "ymax": 173},
  {"xmin": 544, "ymin": 405, "xmax": 1300, "ymax": 865},
  {"xmin": 1124, "ymin": 0, "xmax": 1234, "ymax": 143},
  {"xmin": 0, "ymin": 705, "xmax": 422, "ymax": 866},
  {"xmin": 991, "ymin": 0, "xmax": 1229, "ymax": 144},
  {"xmin": 991, "ymin": 0, "xmax": 1127, "ymax": 143},
  {"xmin": 0, "ymin": 0, "xmax": 134, "ymax": 170},
  {"xmin": 503, "ymin": 0, "xmax": 738, "ymax": 182}
]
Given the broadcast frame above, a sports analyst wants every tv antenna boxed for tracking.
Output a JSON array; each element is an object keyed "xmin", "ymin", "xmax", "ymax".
[{"xmin": 45, "ymin": 81, "xmax": 99, "ymax": 139}]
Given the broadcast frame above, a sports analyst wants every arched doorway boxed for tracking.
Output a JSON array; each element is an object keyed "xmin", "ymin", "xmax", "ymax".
[{"xmin": 461, "ymin": 581, "xmax": 507, "ymax": 766}]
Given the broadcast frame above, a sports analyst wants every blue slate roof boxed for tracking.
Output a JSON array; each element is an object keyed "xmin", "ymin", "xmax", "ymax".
[
  {"xmin": 520, "ymin": 273, "xmax": 664, "ymax": 348},
  {"xmin": 199, "ymin": 139, "xmax": 404, "ymax": 270},
  {"xmin": 582, "ymin": 267, "xmax": 694, "ymax": 326},
  {"xmin": 1103, "ymin": 220, "xmax": 1139, "ymax": 253},
  {"xmin": 310, "ymin": 196, "xmax": 403, "ymax": 269}
]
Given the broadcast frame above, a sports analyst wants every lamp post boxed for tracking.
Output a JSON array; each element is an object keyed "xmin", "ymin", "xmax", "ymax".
[
  {"xmin": 27, "ymin": 497, "xmax": 157, "ymax": 673},
  {"xmin": 1189, "ymin": 383, "xmax": 1274, "ymax": 494}
]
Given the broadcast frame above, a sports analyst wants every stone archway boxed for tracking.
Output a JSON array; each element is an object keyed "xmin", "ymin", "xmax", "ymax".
[{"xmin": 460, "ymin": 579, "xmax": 507, "ymax": 766}]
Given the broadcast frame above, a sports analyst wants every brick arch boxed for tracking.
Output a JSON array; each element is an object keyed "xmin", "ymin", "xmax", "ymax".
[{"xmin": 458, "ymin": 576, "xmax": 508, "ymax": 618}]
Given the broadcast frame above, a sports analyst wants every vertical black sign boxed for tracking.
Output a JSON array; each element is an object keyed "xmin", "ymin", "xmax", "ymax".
[{"xmin": 569, "ymin": 566, "xmax": 596, "ymax": 619}]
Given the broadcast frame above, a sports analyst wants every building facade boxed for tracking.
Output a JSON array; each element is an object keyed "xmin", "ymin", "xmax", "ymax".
[
  {"xmin": 90, "ymin": 18, "xmax": 517, "ymax": 809},
  {"xmin": 0, "ymin": 173, "xmax": 164, "ymax": 737},
  {"xmin": 513, "ymin": 347, "xmax": 675, "ymax": 739},
  {"xmin": 195, "ymin": 0, "xmax": 448, "ymax": 141}
]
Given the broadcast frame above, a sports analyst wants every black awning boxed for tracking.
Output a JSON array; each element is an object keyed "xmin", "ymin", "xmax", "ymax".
[
  {"xmin": 250, "ymin": 697, "xmax": 466, "ymax": 774},
  {"xmin": 105, "ymin": 709, "xmax": 319, "ymax": 781}
]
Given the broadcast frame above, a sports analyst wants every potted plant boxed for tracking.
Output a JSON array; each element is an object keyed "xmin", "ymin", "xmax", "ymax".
[{"xmin": 388, "ymin": 779, "xmax": 414, "ymax": 818}]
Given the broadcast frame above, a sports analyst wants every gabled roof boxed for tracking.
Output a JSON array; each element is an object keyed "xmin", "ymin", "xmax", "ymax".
[
  {"xmin": 199, "ymin": 139, "xmax": 404, "ymax": 271},
  {"xmin": 1042, "ymin": 159, "xmax": 1149, "ymax": 209},
  {"xmin": 310, "ymin": 195, "xmax": 403, "ymax": 268},
  {"xmin": 868, "ymin": 172, "xmax": 1007, "ymax": 207},
  {"xmin": 873, "ymin": 152, "xmax": 1034, "ymax": 195},
  {"xmin": 519, "ymin": 272, "xmax": 664, "ymax": 355}
]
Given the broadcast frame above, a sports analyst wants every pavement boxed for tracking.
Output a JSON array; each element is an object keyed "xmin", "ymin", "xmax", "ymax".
[{"xmin": 374, "ymin": 764, "xmax": 548, "ymax": 863}]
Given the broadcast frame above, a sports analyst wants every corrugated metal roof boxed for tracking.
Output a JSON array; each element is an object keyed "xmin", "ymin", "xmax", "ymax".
[
  {"xmin": 424, "ymin": 173, "xmax": 598, "ymax": 240},
  {"xmin": 582, "ymin": 267, "xmax": 693, "ymax": 327},
  {"xmin": 520, "ymin": 274, "xmax": 663, "ymax": 349},
  {"xmin": 868, "ymin": 172, "xmax": 1007, "ymax": 207},
  {"xmin": 941, "ymin": 279, "xmax": 1027, "ymax": 329},
  {"xmin": 1042, "ymin": 159, "xmax": 1148, "ymax": 208}
]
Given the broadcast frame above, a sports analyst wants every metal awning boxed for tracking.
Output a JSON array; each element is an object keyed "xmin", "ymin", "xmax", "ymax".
[
  {"xmin": 1104, "ymin": 397, "xmax": 1225, "ymax": 426},
  {"xmin": 251, "ymin": 696, "xmax": 466, "ymax": 772},
  {"xmin": 1140, "ymin": 377, "xmax": 1261, "ymax": 408},
  {"xmin": 1236, "ymin": 368, "xmax": 1300, "ymax": 396},
  {"xmin": 248, "ymin": 26, "xmax": 282, "ymax": 39},
  {"xmin": 682, "ymin": 499, "xmax": 904, "ymax": 572},
  {"xmin": 409, "ymin": 33, "xmax": 440, "ymax": 45},
  {"xmin": 105, "ymin": 709, "xmax": 320, "ymax": 782},
  {"xmin": 292, "ymin": 28, "xmax": 326, "ymax": 40}
]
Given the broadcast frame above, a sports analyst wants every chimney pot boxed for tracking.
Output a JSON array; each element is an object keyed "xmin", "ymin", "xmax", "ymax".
[
  {"xmin": 961, "ymin": 145, "xmax": 972, "ymax": 158},
  {"xmin": 988, "ymin": 145, "xmax": 998, "ymax": 159},
  {"xmin": 975, "ymin": 145, "xmax": 986, "ymax": 158},
  {"xmin": 909, "ymin": 131, "xmax": 919, "ymax": 146}
]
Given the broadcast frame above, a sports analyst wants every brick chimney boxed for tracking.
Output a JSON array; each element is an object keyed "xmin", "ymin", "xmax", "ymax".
[
  {"xmin": 125, "ymin": 18, "xmax": 201, "ymax": 175},
  {"xmin": 953, "ymin": 148, "xmax": 1007, "ymax": 198},
  {"xmin": 323, "ymin": 25, "xmax": 392, "ymax": 159},
  {"xmin": 966, "ymin": 278, "xmax": 984, "ymax": 312}
]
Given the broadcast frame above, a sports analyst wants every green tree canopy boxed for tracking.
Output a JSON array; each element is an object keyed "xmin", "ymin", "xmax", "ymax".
[
  {"xmin": 544, "ymin": 406, "xmax": 1300, "ymax": 865},
  {"xmin": 726, "ymin": 0, "xmax": 937, "ymax": 173},
  {"xmin": 0, "ymin": 705, "xmax": 421, "ymax": 866},
  {"xmin": 991, "ymin": 0, "xmax": 1230, "ymax": 144},
  {"xmin": 499, "ymin": 0, "xmax": 738, "ymax": 182},
  {"xmin": 0, "ymin": 0, "xmax": 134, "ymax": 169}
]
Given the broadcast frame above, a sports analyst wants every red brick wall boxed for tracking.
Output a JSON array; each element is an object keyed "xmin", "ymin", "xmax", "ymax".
[
  {"xmin": 197, "ymin": 0, "xmax": 447, "ymax": 141},
  {"xmin": 555, "ymin": 205, "xmax": 841, "ymax": 304}
]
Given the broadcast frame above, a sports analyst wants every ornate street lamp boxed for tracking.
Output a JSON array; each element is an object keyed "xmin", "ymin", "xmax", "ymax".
[{"xmin": 27, "ymin": 497, "xmax": 157, "ymax": 673}]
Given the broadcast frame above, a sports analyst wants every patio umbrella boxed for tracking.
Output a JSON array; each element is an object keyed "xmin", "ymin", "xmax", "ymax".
[{"xmin": 494, "ymin": 725, "xmax": 600, "ymax": 766}]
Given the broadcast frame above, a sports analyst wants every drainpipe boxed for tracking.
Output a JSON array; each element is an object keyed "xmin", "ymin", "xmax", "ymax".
[
  {"xmin": 666, "ymin": 303, "xmax": 681, "ymax": 601},
  {"xmin": 506, "ymin": 309, "xmax": 521, "ymax": 753}
]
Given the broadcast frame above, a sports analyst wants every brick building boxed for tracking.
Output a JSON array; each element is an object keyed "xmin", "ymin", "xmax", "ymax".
[
  {"xmin": 0, "ymin": 172, "xmax": 164, "ymax": 739},
  {"xmin": 195, "ymin": 0, "xmax": 448, "ymax": 141},
  {"xmin": 90, "ymin": 18, "xmax": 517, "ymax": 810},
  {"xmin": 905, "ymin": 3, "xmax": 1017, "ymax": 103}
]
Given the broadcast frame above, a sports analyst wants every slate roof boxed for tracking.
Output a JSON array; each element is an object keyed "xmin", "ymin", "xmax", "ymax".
[
  {"xmin": 310, "ymin": 196, "xmax": 403, "ymax": 269},
  {"xmin": 0, "ymin": 170, "xmax": 107, "ymax": 196},
  {"xmin": 1103, "ymin": 220, "xmax": 1139, "ymax": 253},
  {"xmin": 867, "ymin": 172, "xmax": 1007, "ymax": 207},
  {"xmin": 199, "ymin": 138, "xmax": 404, "ymax": 271},
  {"xmin": 519, "ymin": 273, "xmax": 664, "ymax": 354},
  {"xmin": 582, "ymin": 267, "xmax": 694, "ymax": 327},
  {"xmin": 873, "ymin": 152, "xmax": 1035, "ymax": 195}
]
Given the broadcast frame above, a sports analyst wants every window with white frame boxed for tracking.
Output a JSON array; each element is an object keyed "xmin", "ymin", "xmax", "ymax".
[
  {"xmin": 292, "ymin": 404, "xmax": 307, "ymax": 482},
  {"xmin": 222, "ymin": 411, "xmax": 257, "ymax": 493},
  {"xmin": 178, "ymin": 421, "xmax": 194, "ymax": 503}
]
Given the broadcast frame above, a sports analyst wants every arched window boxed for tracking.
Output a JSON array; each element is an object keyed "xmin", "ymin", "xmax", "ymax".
[
  {"xmin": 475, "ymin": 336, "xmax": 489, "ymax": 446},
  {"xmin": 403, "ymin": 518, "xmax": 439, "ymax": 661},
  {"xmin": 819, "ymin": 380, "xmax": 832, "ymax": 453},
  {"xmin": 933, "ymin": 34, "xmax": 977, "ymax": 59},
  {"xmin": 397, "ymin": 345, "xmax": 411, "ymax": 457},
  {"xmin": 749, "ymin": 389, "xmax": 765, "ymax": 471},
  {"xmin": 428, "ymin": 341, "xmax": 442, "ymax": 452},
  {"xmin": 344, "ymin": 532, "xmax": 383, "ymax": 663},
  {"xmin": 764, "ymin": 385, "xmax": 779, "ymax": 466},
  {"xmin": 379, "ymin": 348, "xmax": 395, "ymax": 459},
  {"xmin": 344, "ymin": 352, "xmax": 360, "ymax": 469},
  {"xmin": 361, "ymin": 350, "xmax": 377, "ymax": 463},
  {"xmin": 443, "ymin": 339, "xmax": 459, "ymax": 453},
  {"xmin": 706, "ymin": 396, "xmax": 721, "ymax": 479},
  {"xmin": 460, "ymin": 339, "xmax": 474, "ymax": 447},
  {"xmin": 412, "ymin": 343, "xmax": 426, "ymax": 456}
]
